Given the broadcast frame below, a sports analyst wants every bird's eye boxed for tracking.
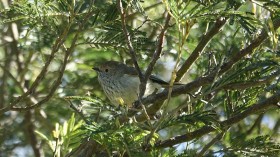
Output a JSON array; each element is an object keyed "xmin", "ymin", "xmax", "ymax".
[{"xmin": 105, "ymin": 69, "xmax": 109, "ymax": 72}]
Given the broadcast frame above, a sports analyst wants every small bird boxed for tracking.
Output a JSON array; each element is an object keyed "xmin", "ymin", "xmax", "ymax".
[{"xmin": 93, "ymin": 61, "xmax": 172, "ymax": 107}]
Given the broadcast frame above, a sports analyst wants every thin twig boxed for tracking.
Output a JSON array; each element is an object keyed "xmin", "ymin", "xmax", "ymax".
[
  {"xmin": 117, "ymin": 1, "xmax": 172, "ymax": 99},
  {"xmin": 246, "ymin": 113, "xmax": 264, "ymax": 135},
  {"xmin": 141, "ymin": 13, "xmax": 171, "ymax": 97},
  {"xmin": 117, "ymin": 0, "xmax": 142, "ymax": 80},
  {"xmin": 0, "ymin": 64, "xmax": 25, "ymax": 93},
  {"xmin": 197, "ymin": 132, "xmax": 224, "ymax": 157},
  {"xmin": 143, "ymin": 12, "xmax": 189, "ymax": 146},
  {"xmin": 140, "ymin": 103, "xmax": 152, "ymax": 127},
  {"xmin": 0, "ymin": 64, "xmax": 39, "ymax": 105},
  {"xmin": 67, "ymin": 100, "xmax": 90, "ymax": 124}
]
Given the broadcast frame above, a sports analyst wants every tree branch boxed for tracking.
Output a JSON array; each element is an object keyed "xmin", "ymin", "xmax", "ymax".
[
  {"xmin": 0, "ymin": 23, "xmax": 72, "ymax": 114},
  {"xmin": 130, "ymin": 17, "xmax": 280, "ymax": 122},
  {"xmin": 10, "ymin": 24, "xmax": 71, "ymax": 106},
  {"xmin": 142, "ymin": 13, "xmax": 171, "ymax": 97},
  {"xmin": 1, "ymin": 9, "xmax": 96, "ymax": 112},
  {"xmin": 117, "ymin": 1, "xmax": 171, "ymax": 98},
  {"xmin": 217, "ymin": 70, "xmax": 280, "ymax": 90},
  {"xmin": 272, "ymin": 118, "xmax": 280, "ymax": 136},
  {"xmin": 176, "ymin": 17, "xmax": 228, "ymax": 81},
  {"xmin": 24, "ymin": 111, "xmax": 42, "ymax": 157},
  {"xmin": 175, "ymin": 2, "xmax": 244, "ymax": 82},
  {"xmin": 219, "ymin": 17, "xmax": 280, "ymax": 75},
  {"xmin": 117, "ymin": 0, "xmax": 142, "ymax": 80},
  {"xmin": 155, "ymin": 91, "xmax": 280, "ymax": 148}
]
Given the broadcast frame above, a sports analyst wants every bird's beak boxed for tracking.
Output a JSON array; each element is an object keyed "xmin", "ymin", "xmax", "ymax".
[{"xmin": 92, "ymin": 67, "xmax": 101, "ymax": 72}]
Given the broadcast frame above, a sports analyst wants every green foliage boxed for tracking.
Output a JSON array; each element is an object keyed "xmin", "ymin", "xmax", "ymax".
[
  {"xmin": 36, "ymin": 114, "xmax": 86, "ymax": 156},
  {"xmin": 217, "ymin": 135, "xmax": 280, "ymax": 156},
  {"xmin": 0, "ymin": 0, "xmax": 280, "ymax": 156},
  {"xmin": 85, "ymin": 121, "xmax": 153, "ymax": 156},
  {"xmin": 161, "ymin": 110, "xmax": 219, "ymax": 130}
]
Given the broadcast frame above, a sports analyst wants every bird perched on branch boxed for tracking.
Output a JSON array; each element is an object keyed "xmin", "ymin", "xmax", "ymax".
[{"xmin": 93, "ymin": 61, "xmax": 180, "ymax": 107}]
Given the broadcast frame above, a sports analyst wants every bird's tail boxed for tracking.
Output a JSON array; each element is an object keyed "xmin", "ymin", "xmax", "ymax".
[{"xmin": 149, "ymin": 75, "xmax": 183, "ymax": 88}]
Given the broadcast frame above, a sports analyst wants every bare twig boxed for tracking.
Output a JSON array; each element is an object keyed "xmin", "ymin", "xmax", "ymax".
[
  {"xmin": 19, "ymin": 49, "xmax": 34, "ymax": 84},
  {"xmin": 132, "ymin": 75, "xmax": 214, "ymax": 122},
  {"xmin": 142, "ymin": 13, "xmax": 171, "ymax": 97},
  {"xmin": 197, "ymin": 132, "xmax": 224, "ymax": 157},
  {"xmin": 246, "ymin": 113, "xmax": 264, "ymax": 135},
  {"xmin": 117, "ymin": 0, "xmax": 142, "ymax": 80},
  {"xmin": 0, "ymin": 64, "xmax": 25, "ymax": 93},
  {"xmin": 139, "ymin": 103, "xmax": 152, "ymax": 127}
]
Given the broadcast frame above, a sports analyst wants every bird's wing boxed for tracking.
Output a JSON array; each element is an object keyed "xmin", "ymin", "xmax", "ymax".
[
  {"xmin": 123, "ymin": 66, "xmax": 141, "ymax": 76},
  {"xmin": 123, "ymin": 64, "xmax": 183, "ymax": 87},
  {"xmin": 123, "ymin": 67, "xmax": 169, "ymax": 86}
]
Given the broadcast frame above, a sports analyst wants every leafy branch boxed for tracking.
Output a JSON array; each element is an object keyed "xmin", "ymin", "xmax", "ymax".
[{"xmin": 155, "ymin": 90, "xmax": 280, "ymax": 148}]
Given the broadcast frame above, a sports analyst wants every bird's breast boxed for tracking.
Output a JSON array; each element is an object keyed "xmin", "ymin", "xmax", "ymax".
[{"xmin": 98, "ymin": 75, "xmax": 140, "ymax": 106}]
